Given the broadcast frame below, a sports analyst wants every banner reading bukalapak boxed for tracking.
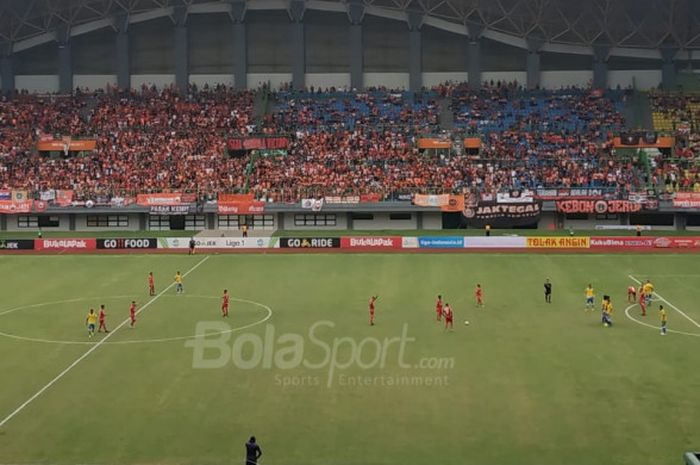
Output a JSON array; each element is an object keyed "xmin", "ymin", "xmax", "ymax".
[{"xmin": 462, "ymin": 201, "xmax": 542, "ymax": 228}]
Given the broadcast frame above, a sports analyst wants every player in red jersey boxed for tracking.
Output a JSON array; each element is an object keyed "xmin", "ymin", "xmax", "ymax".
[
  {"xmin": 369, "ymin": 296, "xmax": 378, "ymax": 326},
  {"xmin": 443, "ymin": 303, "xmax": 454, "ymax": 330},
  {"xmin": 98, "ymin": 304, "xmax": 109, "ymax": 333},
  {"xmin": 129, "ymin": 301, "xmax": 137, "ymax": 328},
  {"xmin": 435, "ymin": 295, "xmax": 443, "ymax": 321},
  {"xmin": 627, "ymin": 286, "xmax": 636, "ymax": 303},
  {"xmin": 638, "ymin": 287, "xmax": 647, "ymax": 316},
  {"xmin": 475, "ymin": 284, "xmax": 484, "ymax": 307},
  {"xmin": 222, "ymin": 289, "xmax": 230, "ymax": 317},
  {"xmin": 148, "ymin": 272, "xmax": 155, "ymax": 296}
]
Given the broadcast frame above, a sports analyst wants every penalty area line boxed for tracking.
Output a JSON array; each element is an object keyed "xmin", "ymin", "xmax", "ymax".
[
  {"xmin": 0, "ymin": 255, "xmax": 210, "ymax": 430},
  {"xmin": 628, "ymin": 274, "xmax": 700, "ymax": 329}
]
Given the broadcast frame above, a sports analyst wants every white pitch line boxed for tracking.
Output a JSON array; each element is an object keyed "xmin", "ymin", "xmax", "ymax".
[
  {"xmin": 0, "ymin": 255, "xmax": 210, "ymax": 429},
  {"xmin": 628, "ymin": 274, "xmax": 700, "ymax": 329},
  {"xmin": 624, "ymin": 303, "xmax": 700, "ymax": 338}
]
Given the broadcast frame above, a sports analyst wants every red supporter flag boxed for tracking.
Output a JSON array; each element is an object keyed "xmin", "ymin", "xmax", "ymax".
[{"xmin": 0, "ymin": 200, "xmax": 33, "ymax": 214}]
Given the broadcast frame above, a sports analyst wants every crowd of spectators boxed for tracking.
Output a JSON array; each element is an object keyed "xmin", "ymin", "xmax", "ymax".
[{"xmin": 0, "ymin": 81, "xmax": 661, "ymax": 202}]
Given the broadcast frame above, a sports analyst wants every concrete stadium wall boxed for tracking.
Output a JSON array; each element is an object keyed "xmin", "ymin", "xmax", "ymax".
[
  {"xmin": 73, "ymin": 214, "xmax": 142, "ymax": 231},
  {"xmin": 540, "ymin": 71, "xmax": 593, "ymax": 89},
  {"xmin": 422, "ymin": 212, "xmax": 443, "ymax": 229},
  {"xmin": 363, "ymin": 73, "xmax": 409, "ymax": 90},
  {"xmin": 305, "ymin": 73, "xmax": 351, "ymax": 90},
  {"xmin": 247, "ymin": 73, "xmax": 292, "ymax": 89},
  {"xmin": 281, "ymin": 212, "xmax": 349, "ymax": 230},
  {"xmin": 131, "ymin": 74, "xmax": 176, "ymax": 89},
  {"xmin": 482, "ymin": 72, "xmax": 527, "ymax": 86},
  {"xmin": 422, "ymin": 72, "xmax": 469, "ymax": 87},
  {"xmin": 190, "ymin": 74, "xmax": 235, "ymax": 87},
  {"xmin": 15, "ymin": 75, "xmax": 59, "ymax": 93},
  {"xmin": 608, "ymin": 70, "xmax": 662, "ymax": 90},
  {"xmin": 74, "ymin": 75, "xmax": 117, "ymax": 90},
  {"xmin": 352, "ymin": 213, "xmax": 417, "ymax": 230}
]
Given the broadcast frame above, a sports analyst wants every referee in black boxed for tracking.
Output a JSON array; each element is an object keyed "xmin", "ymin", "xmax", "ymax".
[
  {"xmin": 544, "ymin": 278, "xmax": 552, "ymax": 303},
  {"xmin": 245, "ymin": 436, "xmax": 262, "ymax": 465}
]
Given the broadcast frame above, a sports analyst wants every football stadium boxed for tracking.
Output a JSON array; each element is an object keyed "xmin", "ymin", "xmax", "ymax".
[{"xmin": 1, "ymin": 1, "xmax": 700, "ymax": 465}]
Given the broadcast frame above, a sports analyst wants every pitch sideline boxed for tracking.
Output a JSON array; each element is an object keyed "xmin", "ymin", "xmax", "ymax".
[{"xmin": 0, "ymin": 255, "xmax": 210, "ymax": 429}]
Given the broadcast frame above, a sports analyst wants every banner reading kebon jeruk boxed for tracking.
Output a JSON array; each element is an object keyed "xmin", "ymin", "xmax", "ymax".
[
  {"xmin": 462, "ymin": 201, "xmax": 542, "ymax": 228},
  {"xmin": 340, "ymin": 237, "xmax": 402, "ymax": 250},
  {"xmin": 672, "ymin": 193, "xmax": 700, "ymax": 208},
  {"xmin": 556, "ymin": 200, "xmax": 641, "ymax": 214},
  {"xmin": 35, "ymin": 238, "xmax": 96, "ymax": 251},
  {"xmin": 526, "ymin": 237, "xmax": 590, "ymax": 249}
]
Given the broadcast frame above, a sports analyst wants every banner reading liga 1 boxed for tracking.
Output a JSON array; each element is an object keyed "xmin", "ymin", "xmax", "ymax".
[{"xmin": 462, "ymin": 201, "xmax": 541, "ymax": 228}]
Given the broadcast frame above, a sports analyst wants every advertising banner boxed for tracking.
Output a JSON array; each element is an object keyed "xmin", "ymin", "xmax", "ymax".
[
  {"xmin": 0, "ymin": 239, "xmax": 35, "ymax": 250},
  {"xmin": 462, "ymin": 201, "xmax": 541, "ymax": 228},
  {"xmin": 217, "ymin": 201, "xmax": 265, "ymax": 215},
  {"xmin": 137, "ymin": 193, "xmax": 188, "ymax": 206},
  {"xmin": 526, "ymin": 237, "xmax": 590, "ymax": 249},
  {"xmin": 150, "ymin": 205, "xmax": 191, "ymax": 215},
  {"xmin": 418, "ymin": 237, "xmax": 465, "ymax": 248},
  {"xmin": 672, "ymin": 193, "xmax": 700, "ymax": 208},
  {"xmin": 590, "ymin": 237, "xmax": 656, "ymax": 249},
  {"xmin": 413, "ymin": 194, "xmax": 449, "ymax": 208},
  {"xmin": 649, "ymin": 237, "xmax": 700, "ymax": 249},
  {"xmin": 0, "ymin": 200, "xmax": 34, "ymax": 214},
  {"xmin": 340, "ymin": 237, "xmax": 402, "ymax": 250},
  {"xmin": 279, "ymin": 237, "xmax": 340, "ymax": 248},
  {"xmin": 402, "ymin": 237, "xmax": 419, "ymax": 249},
  {"xmin": 36, "ymin": 238, "xmax": 96, "ymax": 251},
  {"xmin": 36, "ymin": 138, "xmax": 97, "ymax": 152},
  {"xmin": 159, "ymin": 237, "xmax": 272, "ymax": 249},
  {"xmin": 464, "ymin": 237, "xmax": 527, "ymax": 248},
  {"xmin": 97, "ymin": 238, "xmax": 158, "ymax": 250},
  {"xmin": 555, "ymin": 199, "xmax": 642, "ymax": 214}
]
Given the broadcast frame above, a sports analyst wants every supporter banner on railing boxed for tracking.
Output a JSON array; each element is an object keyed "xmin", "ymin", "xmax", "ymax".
[
  {"xmin": 324, "ymin": 196, "xmax": 360, "ymax": 204},
  {"xmin": 360, "ymin": 193, "xmax": 382, "ymax": 203},
  {"xmin": 442, "ymin": 195, "xmax": 465, "ymax": 212},
  {"xmin": 526, "ymin": 237, "xmax": 590, "ymax": 249},
  {"xmin": 97, "ymin": 238, "xmax": 158, "ymax": 250},
  {"xmin": 218, "ymin": 201, "xmax": 265, "ymax": 215},
  {"xmin": 227, "ymin": 136, "xmax": 289, "ymax": 151},
  {"xmin": 463, "ymin": 138, "xmax": 481, "ymax": 149},
  {"xmin": 279, "ymin": 237, "xmax": 340, "ymax": 248},
  {"xmin": 0, "ymin": 239, "xmax": 35, "ymax": 250},
  {"xmin": 340, "ymin": 237, "xmax": 402, "ymax": 250},
  {"xmin": 672, "ymin": 193, "xmax": 700, "ymax": 208},
  {"xmin": 301, "ymin": 198, "xmax": 324, "ymax": 211},
  {"xmin": 218, "ymin": 193, "xmax": 254, "ymax": 203},
  {"xmin": 413, "ymin": 194, "xmax": 449, "ymax": 208},
  {"xmin": 150, "ymin": 205, "xmax": 192, "ymax": 215},
  {"xmin": 613, "ymin": 133, "xmax": 674, "ymax": 149},
  {"xmin": 462, "ymin": 201, "xmax": 542, "ymax": 228},
  {"xmin": 417, "ymin": 138, "xmax": 451, "ymax": 149},
  {"xmin": 0, "ymin": 190, "xmax": 10, "ymax": 200},
  {"xmin": 35, "ymin": 238, "xmax": 96, "ymax": 251},
  {"xmin": 0, "ymin": 200, "xmax": 34, "ymax": 214},
  {"xmin": 496, "ymin": 191, "xmax": 534, "ymax": 204},
  {"xmin": 158, "ymin": 237, "xmax": 273, "ymax": 249},
  {"xmin": 555, "ymin": 199, "xmax": 642, "ymax": 214},
  {"xmin": 56, "ymin": 190, "xmax": 74, "ymax": 207},
  {"xmin": 36, "ymin": 138, "xmax": 97, "ymax": 152},
  {"xmin": 137, "ymin": 193, "xmax": 193, "ymax": 206},
  {"xmin": 535, "ymin": 188, "xmax": 606, "ymax": 200}
]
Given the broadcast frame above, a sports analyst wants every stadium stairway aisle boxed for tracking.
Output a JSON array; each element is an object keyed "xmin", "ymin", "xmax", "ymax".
[{"xmin": 438, "ymin": 96, "xmax": 455, "ymax": 131}]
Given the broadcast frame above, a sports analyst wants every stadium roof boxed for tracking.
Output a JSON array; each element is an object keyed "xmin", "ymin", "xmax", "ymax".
[{"xmin": 0, "ymin": 0, "xmax": 699, "ymax": 55}]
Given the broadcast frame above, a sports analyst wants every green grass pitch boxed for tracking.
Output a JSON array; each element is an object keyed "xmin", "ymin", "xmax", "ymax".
[{"xmin": 0, "ymin": 253, "xmax": 699, "ymax": 465}]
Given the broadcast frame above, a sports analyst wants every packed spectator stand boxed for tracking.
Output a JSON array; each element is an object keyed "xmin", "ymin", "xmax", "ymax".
[{"xmin": 0, "ymin": 81, "xmax": 692, "ymax": 205}]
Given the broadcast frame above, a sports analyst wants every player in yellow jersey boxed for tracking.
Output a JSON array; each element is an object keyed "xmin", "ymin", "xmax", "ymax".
[
  {"xmin": 659, "ymin": 304, "xmax": 667, "ymax": 335},
  {"xmin": 643, "ymin": 280, "xmax": 654, "ymax": 306},
  {"xmin": 174, "ymin": 271, "xmax": 184, "ymax": 294},
  {"xmin": 601, "ymin": 295, "xmax": 613, "ymax": 327},
  {"xmin": 585, "ymin": 284, "xmax": 595, "ymax": 311},
  {"xmin": 85, "ymin": 308, "xmax": 98, "ymax": 338}
]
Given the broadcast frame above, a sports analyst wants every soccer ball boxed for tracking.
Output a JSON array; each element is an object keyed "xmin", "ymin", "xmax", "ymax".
[{"xmin": 464, "ymin": 321, "xmax": 470, "ymax": 325}]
